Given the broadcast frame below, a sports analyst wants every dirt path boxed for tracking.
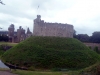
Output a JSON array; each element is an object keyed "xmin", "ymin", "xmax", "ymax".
[{"xmin": 0, "ymin": 71, "xmax": 18, "ymax": 75}]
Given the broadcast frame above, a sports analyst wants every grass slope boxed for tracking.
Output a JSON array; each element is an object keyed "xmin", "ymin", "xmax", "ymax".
[
  {"xmin": 13, "ymin": 70, "xmax": 67, "ymax": 75},
  {"xmin": 1, "ymin": 36, "xmax": 100, "ymax": 70},
  {"xmin": 0, "ymin": 42, "xmax": 17, "ymax": 56}
]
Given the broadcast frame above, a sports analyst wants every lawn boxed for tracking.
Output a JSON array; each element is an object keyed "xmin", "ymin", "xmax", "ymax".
[
  {"xmin": 0, "ymin": 42, "xmax": 18, "ymax": 46},
  {"xmin": 13, "ymin": 70, "xmax": 68, "ymax": 75}
]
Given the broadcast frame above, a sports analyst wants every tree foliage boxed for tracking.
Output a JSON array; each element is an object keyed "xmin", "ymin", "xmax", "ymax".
[
  {"xmin": 75, "ymin": 34, "xmax": 90, "ymax": 42},
  {"xmin": 74, "ymin": 32, "xmax": 100, "ymax": 43},
  {"xmin": 90, "ymin": 32, "xmax": 100, "ymax": 43},
  {"xmin": 0, "ymin": 34, "xmax": 9, "ymax": 42}
]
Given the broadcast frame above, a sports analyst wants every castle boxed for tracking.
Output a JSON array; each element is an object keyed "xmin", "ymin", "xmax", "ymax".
[
  {"xmin": 8, "ymin": 24, "xmax": 32, "ymax": 43},
  {"xmin": 33, "ymin": 15, "xmax": 74, "ymax": 38},
  {"xmin": 0, "ymin": 15, "xmax": 74, "ymax": 43}
]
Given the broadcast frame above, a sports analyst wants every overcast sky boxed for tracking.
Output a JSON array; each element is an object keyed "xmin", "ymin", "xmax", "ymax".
[{"xmin": 0, "ymin": 0, "xmax": 100, "ymax": 36}]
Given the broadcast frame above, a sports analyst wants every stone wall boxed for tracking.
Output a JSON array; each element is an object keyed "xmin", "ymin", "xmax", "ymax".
[
  {"xmin": 33, "ymin": 15, "xmax": 74, "ymax": 38},
  {"xmin": 84, "ymin": 43, "xmax": 100, "ymax": 50}
]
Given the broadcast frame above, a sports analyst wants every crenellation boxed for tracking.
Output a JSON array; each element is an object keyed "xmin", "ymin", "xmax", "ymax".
[{"xmin": 33, "ymin": 15, "xmax": 74, "ymax": 38}]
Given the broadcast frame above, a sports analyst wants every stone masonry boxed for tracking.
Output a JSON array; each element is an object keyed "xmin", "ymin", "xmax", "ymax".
[
  {"xmin": 8, "ymin": 24, "xmax": 32, "ymax": 43},
  {"xmin": 8, "ymin": 24, "xmax": 15, "ymax": 42},
  {"xmin": 33, "ymin": 15, "xmax": 74, "ymax": 38},
  {"xmin": 17, "ymin": 26, "xmax": 26, "ymax": 42}
]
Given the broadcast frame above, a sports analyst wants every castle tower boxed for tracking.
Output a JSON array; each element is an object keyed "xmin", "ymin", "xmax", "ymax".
[
  {"xmin": 33, "ymin": 15, "xmax": 42, "ymax": 36},
  {"xmin": 26, "ymin": 27, "xmax": 32, "ymax": 38},
  {"xmin": 17, "ymin": 26, "xmax": 22, "ymax": 42},
  {"xmin": 27, "ymin": 27, "xmax": 31, "ymax": 34},
  {"xmin": 17, "ymin": 26, "xmax": 26, "ymax": 42},
  {"xmin": 36, "ymin": 15, "xmax": 41, "ymax": 22},
  {"xmin": 20, "ymin": 28, "xmax": 26, "ymax": 41},
  {"xmin": 8, "ymin": 24, "xmax": 15, "ymax": 42}
]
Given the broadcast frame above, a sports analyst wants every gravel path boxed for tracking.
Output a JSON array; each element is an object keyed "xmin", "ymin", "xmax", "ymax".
[{"xmin": 0, "ymin": 71, "xmax": 18, "ymax": 75}]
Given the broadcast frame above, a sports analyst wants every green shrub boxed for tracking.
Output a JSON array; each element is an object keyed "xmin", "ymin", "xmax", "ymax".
[
  {"xmin": 0, "ymin": 45, "xmax": 5, "ymax": 56},
  {"xmin": 94, "ymin": 46, "xmax": 100, "ymax": 54},
  {"xmin": 89, "ymin": 46, "xmax": 92, "ymax": 49},
  {"xmin": 28, "ymin": 66, "xmax": 35, "ymax": 71}
]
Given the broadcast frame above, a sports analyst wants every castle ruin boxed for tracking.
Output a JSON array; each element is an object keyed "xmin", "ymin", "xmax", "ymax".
[
  {"xmin": 8, "ymin": 24, "xmax": 32, "ymax": 43},
  {"xmin": 8, "ymin": 24, "xmax": 15, "ymax": 42},
  {"xmin": 33, "ymin": 15, "xmax": 74, "ymax": 38},
  {"xmin": 17, "ymin": 26, "xmax": 26, "ymax": 42}
]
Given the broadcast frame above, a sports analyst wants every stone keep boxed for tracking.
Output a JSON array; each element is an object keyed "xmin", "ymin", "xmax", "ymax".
[{"xmin": 33, "ymin": 15, "xmax": 74, "ymax": 38}]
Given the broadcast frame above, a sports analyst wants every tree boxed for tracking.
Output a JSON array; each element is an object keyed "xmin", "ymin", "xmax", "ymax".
[
  {"xmin": 73, "ymin": 30, "xmax": 77, "ymax": 38},
  {"xmin": 90, "ymin": 32, "xmax": 100, "ymax": 43},
  {"xmin": 0, "ymin": 0, "xmax": 5, "ymax": 5},
  {"xmin": 75, "ymin": 34, "xmax": 90, "ymax": 42},
  {"xmin": 0, "ymin": 34, "xmax": 9, "ymax": 42}
]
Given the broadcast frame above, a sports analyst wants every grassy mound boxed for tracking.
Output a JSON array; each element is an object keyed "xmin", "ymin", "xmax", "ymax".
[
  {"xmin": 1, "ymin": 36, "xmax": 100, "ymax": 70},
  {"xmin": 77, "ymin": 63, "xmax": 100, "ymax": 75}
]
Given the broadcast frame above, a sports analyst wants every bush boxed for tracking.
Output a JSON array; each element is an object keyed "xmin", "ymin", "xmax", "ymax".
[
  {"xmin": 89, "ymin": 46, "xmax": 92, "ymax": 49},
  {"xmin": 94, "ymin": 46, "xmax": 100, "ymax": 54}
]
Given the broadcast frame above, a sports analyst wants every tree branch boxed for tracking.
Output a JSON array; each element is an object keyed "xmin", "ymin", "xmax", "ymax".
[{"xmin": 0, "ymin": 0, "xmax": 5, "ymax": 5}]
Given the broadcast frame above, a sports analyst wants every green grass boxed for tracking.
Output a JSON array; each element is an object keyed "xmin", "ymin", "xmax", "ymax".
[
  {"xmin": 13, "ymin": 70, "xmax": 68, "ymax": 75},
  {"xmin": 0, "ymin": 68, "xmax": 9, "ymax": 71},
  {"xmin": 0, "ymin": 42, "xmax": 18, "ymax": 56},
  {"xmin": 66, "ymin": 62, "xmax": 100, "ymax": 75},
  {"xmin": 0, "ymin": 42, "xmax": 18, "ymax": 46},
  {"xmin": 0, "ymin": 50, "xmax": 4, "ymax": 57},
  {"xmin": 78, "ymin": 62, "xmax": 100, "ymax": 75},
  {"xmin": 1, "ymin": 36, "xmax": 100, "ymax": 70},
  {"xmin": 0, "ymin": 68, "xmax": 68, "ymax": 75}
]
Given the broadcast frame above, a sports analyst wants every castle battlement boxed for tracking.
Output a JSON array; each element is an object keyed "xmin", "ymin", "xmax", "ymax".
[{"xmin": 33, "ymin": 15, "xmax": 74, "ymax": 38}]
